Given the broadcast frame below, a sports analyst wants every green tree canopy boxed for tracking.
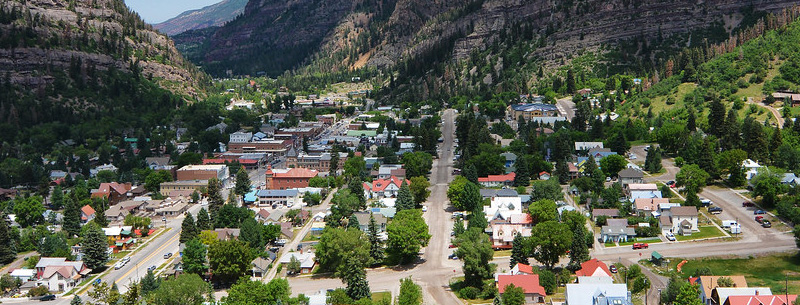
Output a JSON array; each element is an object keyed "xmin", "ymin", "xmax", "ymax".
[
  {"xmin": 396, "ymin": 277, "xmax": 422, "ymax": 305},
  {"xmin": 599, "ymin": 155, "xmax": 627, "ymax": 178},
  {"xmin": 208, "ymin": 239, "xmax": 255, "ymax": 285},
  {"xmin": 386, "ymin": 209, "xmax": 431, "ymax": 265},
  {"xmin": 409, "ymin": 176, "xmax": 431, "ymax": 206},
  {"xmin": 223, "ymin": 278, "xmax": 295, "ymax": 305},
  {"xmin": 395, "ymin": 180, "xmax": 415, "ymax": 211},
  {"xmin": 528, "ymin": 199, "xmax": 558, "ymax": 225},
  {"xmin": 315, "ymin": 227, "xmax": 371, "ymax": 274},
  {"xmin": 447, "ymin": 176, "xmax": 482, "ymax": 211},
  {"xmin": 150, "ymin": 273, "xmax": 211, "ymax": 305},
  {"xmin": 183, "ymin": 238, "xmax": 208, "ymax": 276},
  {"xmin": 530, "ymin": 179, "xmax": 564, "ymax": 202},
  {"xmin": 530, "ymin": 221, "xmax": 572, "ymax": 269},
  {"xmin": 455, "ymin": 227, "xmax": 495, "ymax": 288},
  {"xmin": 676, "ymin": 164, "xmax": 710, "ymax": 194},
  {"xmin": 234, "ymin": 166, "xmax": 251, "ymax": 196},
  {"xmin": 402, "ymin": 152, "xmax": 433, "ymax": 178},
  {"xmin": 502, "ymin": 284, "xmax": 526, "ymax": 305},
  {"xmin": 81, "ymin": 222, "xmax": 108, "ymax": 270}
]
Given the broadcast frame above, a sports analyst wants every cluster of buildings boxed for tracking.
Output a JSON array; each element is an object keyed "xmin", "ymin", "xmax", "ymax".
[
  {"xmin": 8, "ymin": 258, "xmax": 91, "ymax": 294},
  {"xmin": 690, "ymin": 275, "xmax": 796, "ymax": 305}
]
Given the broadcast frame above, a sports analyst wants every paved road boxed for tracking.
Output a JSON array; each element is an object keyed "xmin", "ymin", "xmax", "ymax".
[
  {"xmin": 556, "ymin": 97, "xmax": 576, "ymax": 121},
  {"xmin": 287, "ymin": 109, "xmax": 462, "ymax": 304}
]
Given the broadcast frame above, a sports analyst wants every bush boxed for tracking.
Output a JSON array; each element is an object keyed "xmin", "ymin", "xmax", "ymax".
[
  {"xmin": 594, "ymin": 215, "xmax": 608, "ymax": 226},
  {"xmin": 479, "ymin": 280, "xmax": 498, "ymax": 299},
  {"xmin": 459, "ymin": 287, "xmax": 480, "ymax": 299},
  {"xmin": 28, "ymin": 285, "xmax": 49, "ymax": 297}
]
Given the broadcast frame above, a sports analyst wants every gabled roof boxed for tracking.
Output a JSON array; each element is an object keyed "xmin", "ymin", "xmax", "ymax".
[
  {"xmin": 592, "ymin": 209, "xmax": 620, "ymax": 217},
  {"xmin": 714, "ymin": 288, "xmax": 773, "ymax": 305},
  {"xmin": 575, "ymin": 259, "xmax": 612, "ymax": 277},
  {"xmin": 478, "ymin": 172, "xmax": 516, "ymax": 183},
  {"xmin": 256, "ymin": 209, "xmax": 271, "ymax": 220},
  {"xmin": 671, "ymin": 206, "xmax": 698, "ymax": 217},
  {"xmin": 697, "ymin": 275, "xmax": 748, "ymax": 297},
  {"xmin": 634, "ymin": 198, "xmax": 670, "ymax": 212},
  {"xmin": 513, "ymin": 263, "xmax": 534, "ymax": 274},
  {"xmin": 81, "ymin": 205, "xmax": 95, "ymax": 217},
  {"xmin": 725, "ymin": 295, "xmax": 797, "ymax": 305},
  {"xmin": 498, "ymin": 274, "xmax": 546, "ymax": 296},
  {"xmin": 618, "ymin": 168, "xmax": 644, "ymax": 179},
  {"xmin": 365, "ymin": 176, "xmax": 409, "ymax": 192}
]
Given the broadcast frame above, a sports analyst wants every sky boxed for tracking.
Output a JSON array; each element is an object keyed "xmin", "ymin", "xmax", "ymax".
[{"xmin": 124, "ymin": 0, "xmax": 223, "ymax": 24}]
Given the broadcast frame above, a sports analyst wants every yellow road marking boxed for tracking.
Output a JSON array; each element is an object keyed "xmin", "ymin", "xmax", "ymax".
[{"xmin": 114, "ymin": 232, "xmax": 180, "ymax": 284}]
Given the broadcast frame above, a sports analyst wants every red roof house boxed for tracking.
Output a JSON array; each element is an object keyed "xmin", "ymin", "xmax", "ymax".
[
  {"xmin": 80, "ymin": 205, "xmax": 96, "ymax": 224},
  {"xmin": 724, "ymin": 295, "xmax": 798, "ymax": 305},
  {"xmin": 478, "ymin": 172, "xmax": 516, "ymax": 187},
  {"xmin": 497, "ymin": 274, "xmax": 546, "ymax": 303},
  {"xmin": 511, "ymin": 263, "xmax": 534, "ymax": 275},
  {"xmin": 363, "ymin": 176, "xmax": 410, "ymax": 198},
  {"xmin": 575, "ymin": 258, "xmax": 612, "ymax": 277},
  {"xmin": 90, "ymin": 182, "xmax": 132, "ymax": 204}
]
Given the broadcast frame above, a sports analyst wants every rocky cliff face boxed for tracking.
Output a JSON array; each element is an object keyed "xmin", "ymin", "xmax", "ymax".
[
  {"xmin": 154, "ymin": 0, "xmax": 247, "ymax": 36},
  {"xmin": 0, "ymin": 0, "xmax": 203, "ymax": 96},
  {"xmin": 178, "ymin": 0, "xmax": 800, "ymax": 77}
]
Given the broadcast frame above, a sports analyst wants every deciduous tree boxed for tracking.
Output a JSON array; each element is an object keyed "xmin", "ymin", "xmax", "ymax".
[
  {"xmin": 455, "ymin": 227, "xmax": 495, "ymax": 288},
  {"xmin": 386, "ymin": 209, "xmax": 430, "ymax": 265},
  {"xmin": 676, "ymin": 164, "xmax": 710, "ymax": 194},
  {"xmin": 150, "ymin": 273, "xmax": 211, "ymax": 305},
  {"xmin": 396, "ymin": 277, "xmax": 422, "ymax": 305},
  {"xmin": 208, "ymin": 239, "xmax": 254, "ymax": 285},
  {"xmin": 409, "ymin": 176, "xmax": 430, "ymax": 206},
  {"xmin": 502, "ymin": 284, "xmax": 525, "ymax": 305},
  {"xmin": 315, "ymin": 227, "xmax": 371, "ymax": 274},
  {"xmin": 530, "ymin": 221, "xmax": 572, "ymax": 269}
]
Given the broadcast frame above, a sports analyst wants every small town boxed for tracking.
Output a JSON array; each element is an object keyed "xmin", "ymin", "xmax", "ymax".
[{"xmin": 2, "ymin": 0, "xmax": 800, "ymax": 305}]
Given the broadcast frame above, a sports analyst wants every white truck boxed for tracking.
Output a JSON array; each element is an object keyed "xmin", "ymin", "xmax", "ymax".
[{"xmin": 721, "ymin": 220, "xmax": 738, "ymax": 228}]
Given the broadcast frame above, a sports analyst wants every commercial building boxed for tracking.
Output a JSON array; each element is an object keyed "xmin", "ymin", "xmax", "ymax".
[
  {"xmin": 265, "ymin": 166, "xmax": 319, "ymax": 190},
  {"xmin": 176, "ymin": 164, "xmax": 229, "ymax": 181}
]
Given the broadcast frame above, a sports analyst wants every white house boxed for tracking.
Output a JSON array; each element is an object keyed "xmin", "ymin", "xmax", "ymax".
[
  {"xmin": 663, "ymin": 206, "xmax": 698, "ymax": 235},
  {"xmin": 565, "ymin": 283, "xmax": 633, "ymax": 305},
  {"xmin": 363, "ymin": 176, "xmax": 409, "ymax": 198},
  {"xmin": 742, "ymin": 159, "xmax": 763, "ymax": 181},
  {"xmin": 278, "ymin": 252, "xmax": 316, "ymax": 274},
  {"xmin": 10, "ymin": 269, "xmax": 35, "ymax": 282},
  {"xmin": 484, "ymin": 196, "xmax": 523, "ymax": 222},
  {"xmin": 256, "ymin": 189, "xmax": 300, "ymax": 207},
  {"xmin": 34, "ymin": 258, "xmax": 89, "ymax": 292}
]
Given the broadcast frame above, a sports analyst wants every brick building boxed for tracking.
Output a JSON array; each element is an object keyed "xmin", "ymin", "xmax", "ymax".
[
  {"xmin": 265, "ymin": 166, "xmax": 318, "ymax": 190},
  {"xmin": 176, "ymin": 164, "xmax": 229, "ymax": 181}
]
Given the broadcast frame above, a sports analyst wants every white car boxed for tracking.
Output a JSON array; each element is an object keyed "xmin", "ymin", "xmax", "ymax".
[
  {"xmin": 422, "ymin": 206, "xmax": 428, "ymax": 212},
  {"xmin": 665, "ymin": 232, "xmax": 676, "ymax": 241}
]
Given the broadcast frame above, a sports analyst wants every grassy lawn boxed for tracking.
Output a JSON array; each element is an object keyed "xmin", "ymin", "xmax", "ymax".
[
  {"xmin": 372, "ymin": 292, "xmax": 391, "ymax": 303},
  {"xmin": 671, "ymin": 253, "xmax": 800, "ymax": 294},
  {"xmin": 494, "ymin": 250, "xmax": 511, "ymax": 258},
  {"xmin": 302, "ymin": 233, "xmax": 319, "ymax": 242},
  {"xmin": 619, "ymin": 237, "xmax": 662, "ymax": 247},
  {"xmin": 674, "ymin": 226, "xmax": 725, "ymax": 241}
]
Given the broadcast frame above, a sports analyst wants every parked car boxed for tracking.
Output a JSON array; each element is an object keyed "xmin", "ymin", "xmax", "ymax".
[
  {"xmin": 39, "ymin": 294, "xmax": 56, "ymax": 301},
  {"xmin": 163, "ymin": 253, "xmax": 172, "ymax": 259},
  {"xmin": 448, "ymin": 253, "xmax": 459, "ymax": 260},
  {"xmin": 708, "ymin": 207, "xmax": 723, "ymax": 214},
  {"xmin": 632, "ymin": 243, "xmax": 649, "ymax": 249},
  {"xmin": 761, "ymin": 220, "xmax": 772, "ymax": 228},
  {"xmin": 422, "ymin": 206, "xmax": 428, "ymax": 212},
  {"xmin": 665, "ymin": 232, "xmax": 676, "ymax": 241},
  {"xmin": 755, "ymin": 215, "xmax": 765, "ymax": 223},
  {"xmin": 121, "ymin": 257, "xmax": 130, "ymax": 264},
  {"xmin": 743, "ymin": 201, "xmax": 755, "ymax": 207},
  {"xmin": 148, "ymin": 266, "xmax": 157, "ymax": 272},
  {"xmin": 666, "ymin": 180, "xmax": 675, "ymax": 186},
  {"xmin": 609, "ymin": 265, "xmax": 617, "ymax": 273},
  {"xmin": 700, "ymin": 199, "xmax": 713, "ymax": 207},
  {"xmin": 754, "ymin": 210, "xmax": 766, "ymax": 215},
  {"xmin": 114, "ymin": 262, "xmax": 124, "ymax": 270}
]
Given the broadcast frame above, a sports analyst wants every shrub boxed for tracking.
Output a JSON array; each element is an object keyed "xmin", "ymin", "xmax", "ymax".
[
  {"xmin": 459, "ymin": 287, "xmax": 480, "ymax": 299},
  {"xmin": 28, "ymin": 285, "xmax": 49, "ymax": 297}
]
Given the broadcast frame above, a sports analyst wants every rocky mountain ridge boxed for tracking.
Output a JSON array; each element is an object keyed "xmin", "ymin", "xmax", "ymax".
[
  {"xmin": 154, "ymin": 0, "xmax": 247, "ymax": 36},
  {"xmin": 175, "ymin": 0, "xmax": 800, "ymax": 78}
]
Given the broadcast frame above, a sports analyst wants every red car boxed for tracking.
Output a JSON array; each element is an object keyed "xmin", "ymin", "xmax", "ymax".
[
  {"xmin": 743, "ymin": 201, "xmax": 755, "ymax": 207},
  {"xmin": 755, "ymin": 215, "xmax": 765, "ymax": 223},
  {"xmin": 632, "ymin": 243, "xmax": 649, "ymax": 250}
]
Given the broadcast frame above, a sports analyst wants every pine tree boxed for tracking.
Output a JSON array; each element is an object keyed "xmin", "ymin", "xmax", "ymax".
[
  {"xmin": 493, "ymin": 294, "xmax": 503, "ymax": 305},
  {"xmin": 329, "ymin": 151, "xmax": 339, "ymax": 175},
  {"xmin": 234, "ymin": 166, "xmax": 251, "ymax": 198},
  {"xmin": 609, "ymin": 130, "xmax": 630, "ymax": 155},
  {"xmin": 196, "ymin": 208, "xmax": 211, "ymax": 230},
  {"xmin": 467, "ymin": 207, "xmax": 488, "ymax": 231},
  {"xmin": 513, "ymin": 154, "xmax": 530, "ymax": 187},
  {"xmin": 453, "ymin": 218, "xmax": 466, "ymax": 237},
  {"xmin": 63, "ymin": 196, "xmax": 81, "ymax": 237},
  {"xmin": 708, "ymin": 99, "xmax": 726, "ymax": 136},
  {"xmin": 180, "ymin": 213, "xmax": 198, "ymax": 244},
  {"xmin": 348, "ymin": 214, "xmax": 361, "ymax": 230},
  {"xmin": 687, "ymin": 108, "xmax": 697, "ymax": 132},
  {"xmin": 509, "ymin": 233, "xmax": 528, "ymax": 269},
  {"xmin": 140, "ymin": 269, "xmax": 161, "ymax": 296},
  {"xmin": 368, "ymin": 215, "xmax": 384, "ymax": 265},
  {"xmin": 51, "ymin": 185, "xmax": 64, "ymax": 210},
  {"xmin": 555, "ymin": 159, "xmax": 570, "ymax": 184},
  {"xmin": 568, "ymin": 227, "xmax": 590, "ymax": 269},
  {"xmin": 70, "ymin": 295, "xmax": 82, "ymax": 305},
  {"xmin": 207, "ymin": 178, "xmax": 224, "ymax": 221},
  {"xmin": 342, "ymin": 256, "xmax": 371, "ymax": 301},
  {"xmin": 82, "ymin": 223, "xmax": 108, "ymax": 270},
  {"xmin": 463, "ymin": 163, "xmax": 478, "ymax": 184},
  {"xmin": 723, "ymin": 109, "xmax": 741, "ymax": 150},
  {"xmin": 0, "ymin": 215, "xmax": 16, "ymax": 264},
  {"xmin": 92, "ymin": 197, "xmax": 109, "ymax": 227},
  {"xmin": 566, "ymin": 69, "xmax": 576, "ymax": 94},
  {"xmin": 645, "ymin": 147, "xmax": 663, "ymax": 173},
  {"xmin": 769, "ymin": 126, "xmax": 782, "ymax": 162},
  {"xmin": 395, "ymin": 181, "xmax": 414, "ymax": 211}
]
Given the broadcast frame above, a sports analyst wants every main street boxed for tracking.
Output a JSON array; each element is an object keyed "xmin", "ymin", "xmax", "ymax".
[{"xmin": 287, "ymin": 109, "xmax": 462, "ymax": 303}]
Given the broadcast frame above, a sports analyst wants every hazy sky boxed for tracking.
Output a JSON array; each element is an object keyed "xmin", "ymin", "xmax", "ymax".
[{"xmin": 124, "ymin": 0, "xmax": 223, "ymax": 24}]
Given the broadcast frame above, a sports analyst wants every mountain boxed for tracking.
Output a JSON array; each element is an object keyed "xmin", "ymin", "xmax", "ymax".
[
  {"xmin": 154, "ymin": 0, "xmax": 248, "ymax": 36},
  {"xmin": 0, "ymin": 0, "xmax": 206, "ymax": 149},
  {"xmin": 174, "ymin": 0, "xmax": 800, "ymax": 78}
]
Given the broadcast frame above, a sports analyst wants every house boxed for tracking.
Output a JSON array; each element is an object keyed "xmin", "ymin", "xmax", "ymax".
[
  {"xmin": 251, "ymin": 257, "xmax": 272, "ymax": 278},
  {"xmin": 255, "ymin": 209, "xmax": 272, "ymax": 223},
  {"xmin": 34, "ymin": 258, "xmax": 90, "ymax": 292},
  {"xmin": 90, "ymin": 182, "xmax": 132, "ymax": 205},
  {"xmin": 145, "ymin": 157, "xmax": 173, "ymax": 171},
  {"xmin": 478, "ymin": 172, "xmax": 516, "ymax": 188},
  {"xmin": 665, "ymin": 206, "xmax": 699, "ymax": 235},
  {"xmin": 724, "ymin": 295, "xmax": 797, "ymax": 305},
  {"xmin": 101, "ymin": 226, "xmax": 132, "ymax": 243},
  {"xmin": 565, "ymin": 283, "xmax": 633, "ymax": 305},
  {"xmin": 712, "ymin": 287, "xmax": 772, "ymax": 305},
  {"xmin": 588, "ymin": 147, "xmax": 617, "ymax": 160},
  {"xmin": 480, "ymin": 188, "xmax": 519, "ymax": 199},
  {"xmin": 781, "ymin": 173, "xmax": 800, "ymax": 186},
  {"xmin": 278, "ymin": 252, "xmax": 316, "ymax": 274},
  {"xmin": 484, "ymin": 196, "xmax": 523, "ymax": 222},
  {"xmin": 491, "ymin": 223, "xmax": 532, "ymax": 249},
  {"xmin": 501, "ymin": 152, "xmax": 518, "ymax": 169},
  {"xmin": 256, "ymin": 189, "xmax": 300, "ymax": 207},
  {"xmin": 506, "ymin": 103, "xmax": 561, "ymax": 121},
  {"xmin": 80, "ymin": 205, "xmax": 96, "ymax": 224},
  {"xmin": 575, "ymin": 142, "xmax": 604, "ymax": 152},
  {"xmin": 374, "ymin": 164, "xmax": 406, "ymax": 180},
  {"xmin": 575, "ymin": 259, "xmax": 612, "ymax": 277},
  {"xmin": 104, "ymin": 205, "xmax": 129, "ymax": 223},
  {"xmin": 497, "ymin": 274, "xmax": 546, "ymax": 304},
  {"xmin": 600, "ymin": 225, "xmax": 636, "ymax": 243},
  {"xmin": 214, "ymin": 228, "xmax": 241, "ymax": 240},
  {"xmin": 10, "ymin": 268, "xmax": 35, "ymax": 282},
  {"xmin": 618, "ymin": 168, "xmax": 644, "ymax": 186},
  {"xmin": 633, "ymin": 198, "xmax": 670, "ymax": 216},
  {"xmin": 511, "ymin": 263, "xmax": 534, "ymax": 275},
  {"xmin": 742, "ymin": 159, "xmax": 763, "ymax": 181},
  {"xmin": 626, "ymin": 183, "xmax": 661, "ymax": 200},
  {"xmin": 354, "ymin": 212, "xmax": 387, "ymax": 233},
  {"xmin": 532, "ymin": 171, "xmax": 549, "ymax": 181},
  {"xmin": 695, "ymin": 276, "xmax": 748, "ymax": 305},
  {"xmin": 592, "ymin": 209, "xmax": 620, "ymax": 220},
  {"xmin": 363, "ymin": 176, "xmax": 410, "ymax": 199}
]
